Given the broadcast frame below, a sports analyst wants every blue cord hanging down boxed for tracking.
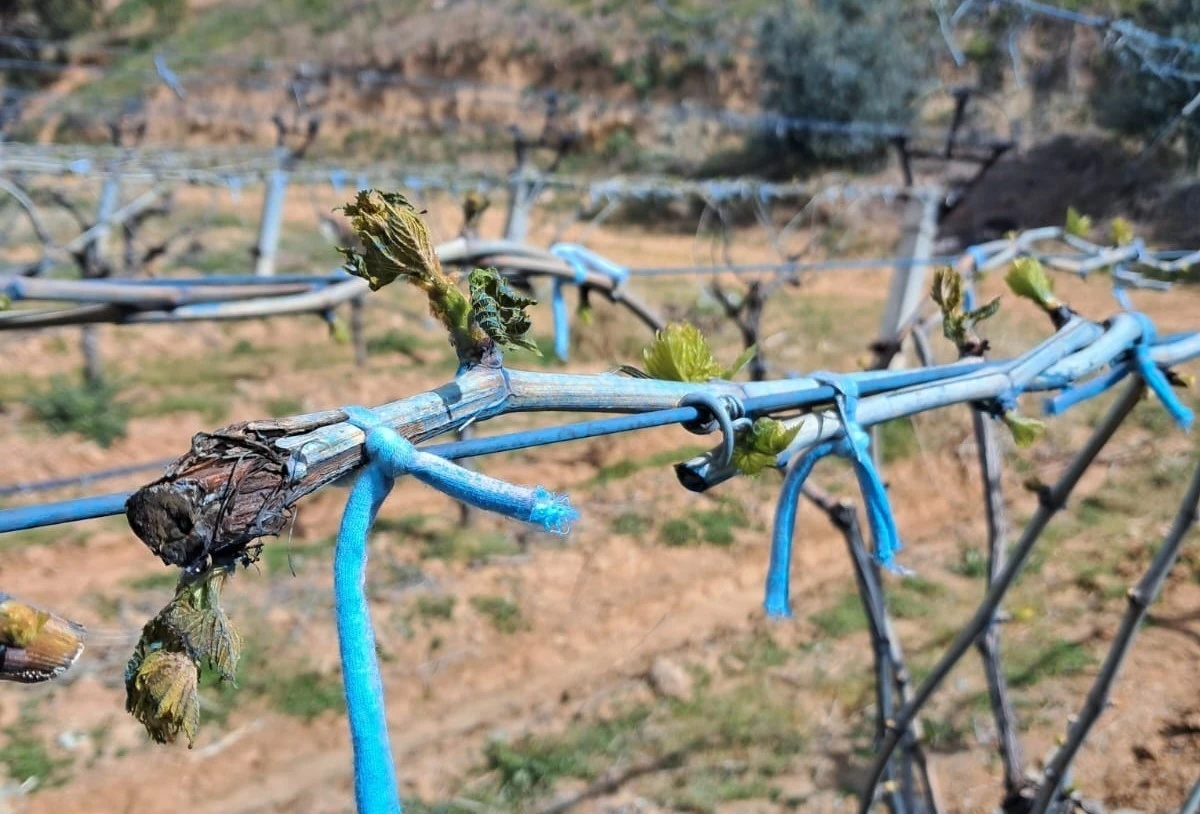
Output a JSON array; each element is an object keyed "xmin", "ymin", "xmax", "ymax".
[
  {"xmin": 763, "ymin": 374, "xmax": 904, "ymax": 619},
  {"xmin": 334, "ymin": 406, "xmax": 578, "ymax": 814},
  {"xmin": 1043, "ymin": 312, "xmax": 1194, "ymax": 430},
  {"xmin": 548, "ymin": 244, "xmax": 630, "ymax": 362}
]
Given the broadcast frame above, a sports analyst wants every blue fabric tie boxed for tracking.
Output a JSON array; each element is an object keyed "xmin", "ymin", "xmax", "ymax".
[
  {"xmin": 334, "ymin": 406, "xmax": 579, "ymax": 813},
  {"xmin": 1043, "ymin": 313, "xmax": 1192, "ymax": 430},
  {"xmin": 548, "ymin": 244, "xmax": 629, "ymax": 362},
  {"xmin": 763, "ymin": 374, "xmax": 905, "ymax": 619}
]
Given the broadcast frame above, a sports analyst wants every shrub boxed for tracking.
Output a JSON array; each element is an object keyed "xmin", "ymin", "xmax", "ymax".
[
  {"xmin": 1090, "ymin": 0, "xmax": 1200, "ymax": 170},
  {"xmin": 748, "ymin": 0, "xmax": 931, "ymax": 176},
  {"xmin": 27, "ymin": 375, "xmax": 130, "ymax": 447}
]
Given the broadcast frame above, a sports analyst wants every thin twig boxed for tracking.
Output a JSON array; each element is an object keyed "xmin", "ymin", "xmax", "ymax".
[
  {"xmin": 859, "ymin": 381, "xmax": 1144, "ymax": 813},
  {"xmin": 1030, "ymin": 457, "xmax": 1200, "ymax": 812},
  {"xmin": 803, "ymin": 485, "xmax": 940, "ymax": 814},
  {"xmin": 970, "ymin": 409, "xmax": 1028, "ymax": 808}
]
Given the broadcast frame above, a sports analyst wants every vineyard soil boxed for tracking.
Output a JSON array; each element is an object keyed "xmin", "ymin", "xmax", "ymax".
[{"xmin": 1, "ymin": 194, "xmax": 1198, "ymax": 814}]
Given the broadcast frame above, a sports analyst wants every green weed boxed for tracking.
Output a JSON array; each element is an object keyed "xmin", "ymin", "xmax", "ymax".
[
  {"xmin": 659, "ymin": 518, "xmax": 697, "ymax": 547},
  {"xmin": 877, "ymin": 417, "xmax": 920, "ymax": 463},
  {"xmin": 366, "ymin": 329, "xmax": 425, "ymax": 360},
  {"xmin": 1005, "ymin": 638, "xmax": 1095, "ymax": 688},
  {"xmin": 134, "ymin": 391, "xmax": 230, "ymax": 423},
  {"xmin": 0, "ymin": 725, "xmax": 71, "ymax": 788},
  {"xmin": 413, "ymin": 595, "xmax": 456, "ymax": 623},
  {"xmin": 471, "ymin": 595, "xmax": 526, "ymax": 634},
  {"xmin": 809, "ymin": 592, "xmax": 868, "ymax": 638},
  {"xmin": 612, "ymin": 511, "xmax": 652, "ymax": 536},
  {"xmin": 264, "ymin": 396, "xmax": 304, "ymax": 418},
  {"xmin": 27, "ymin": 376, "xmax": 129, "ymax": 447},
  {"xmin": 266, "ymin": 670, "xmax": 345, "ymax": 720}
]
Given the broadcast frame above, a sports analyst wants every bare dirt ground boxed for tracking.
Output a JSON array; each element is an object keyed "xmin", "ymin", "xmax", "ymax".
[{"xmin": 1, "ymin": 192, "xmax": 1199, "ymax": 814}]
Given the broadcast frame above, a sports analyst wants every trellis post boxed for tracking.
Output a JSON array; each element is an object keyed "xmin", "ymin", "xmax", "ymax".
[
  {"xmin": 877, "ymin": 189, "xmax": 940, "ymax": 365},
  {"xmin": 253, "ymin": 147, "xmax": 290, "ymax": 278}
]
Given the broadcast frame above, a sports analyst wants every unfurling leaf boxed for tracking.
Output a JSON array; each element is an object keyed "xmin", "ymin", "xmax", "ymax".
[
  {"xmin": 468, "ymin": 268, "xmax": 539, "ymax": 354},
  {"xmin": 931, "ymin": 267, "xmax": 998, "ymax": 354},
  {"xmin": 126, "ymin": 570, "xmax": 239, "ymax": 746},
  {"xmin": 327, "ymin": 315, "xmax": 350, "ymax": 345},
  {"xmin": 967, "ymin": 296, "xmax": 1002, "ymax": 324},
  {"xmin": 0, "ymin": 293, "xmax": 10, "ymax": 311},
  {"xmin": 642, "ymin": 323, "xmax": 748, "ymax": 382},
  {"xmin": 725, "ymin": 344, "xmax": 758, "ymax": 379},
  {"xmin": 1109, "ymin": 216, "xmax": 1135, "ymax": 247},
  {"xmin": 1005, "ymin": 257, "xmax": 1061, "ymax": 312},
  {"xmin": 1003, "ymin": 411, "xmax": 1046, "ymax": 448},
  {"xmin": 732, "ymin": 418, "xmax": 800, "ymax": 475},
  {"xmin": 931, "ymin": 267, "xmax": 962, "ymax": 312},
  {"xmin": 1065, "ymin": 207, "xmax": 1093, "ymax": 238}
]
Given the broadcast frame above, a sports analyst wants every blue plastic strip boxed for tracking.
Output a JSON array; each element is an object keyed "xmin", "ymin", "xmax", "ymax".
[
  {"xmin": 331, "ymin": 406, "xmax": 582, "ymax": 812},
  {"xmin": 0, "ymin": 492, "xmax": 129, "ymax": 533},
  {"xmin": 763, "ymin": 374, "xmax": 907, "ymax": 618},
  {"xmin": 335, "ymin": 443, "xmax": 403, "ymax": 814},
  {"xmin": 1130, "ymin": 313, "xmax": 1194, "ymax": 430},
  {"xmin": 763, "ymin": 442, "xmax": 835, "ymax": 618}
]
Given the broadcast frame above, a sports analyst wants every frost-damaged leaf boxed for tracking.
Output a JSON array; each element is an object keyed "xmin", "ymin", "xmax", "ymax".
[
  {"xmin": 338, "ymin": 189, "xmax": 486, "ymax": 363},
  {"xmin": 128, "ymin": 649, "xmax": 199, "ymax": 746},
  {"xmin": 733, "ymin": 417, "xmax": 800, "ymax": 476},
  {"xmin": 1005, "ymin": 257, "xmax": 1061, "ymax": 313},
  {"xmin": 468, "ymin": 267, "xmax": 540, "ymax": 354},
  {"xmin": 1003, "ymin": 411, "xmax": 1046, "ymax": 449},
  {"xmin": 1065, "ymin": 207, "xmax": 1093, "ymax": 239},
  {"xmin": 642, "ymin": 323, "xmax": 745, "ymax": 382},
  {"xmin": 126, "ymin": 570, "xmax": 240, "ymax": 746},
  {"xmin": 337, "ymin": 190, "xmax": 438, "ymax": 291},
  {"xmin": 1110, "ymin": 216, "xmax": 1135, "ymax": 247}
]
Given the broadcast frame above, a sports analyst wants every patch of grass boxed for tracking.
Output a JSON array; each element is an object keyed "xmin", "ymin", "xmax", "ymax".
[
  {"xmin": 125, "ymin": 571, "xmax": 178, "ymax": 591},
  {"xmin": 471, "ymin": 595, "xmax": 526, "ymax": 634},
  {"xmin": 923, "ymin": 716, "xmax": 969, "ymax": 752},
  {"xmin": 423, "ymin": 529, "xmax": 520, "ymax": 562},
  {"xmin": 1005, "ymin": 638, "xmax": 1095, "ymax": 688},
  {"xmin": 484, "ymin": 707, "xmax": 650, "ymax": 801},
  {"xmin": 0, "ymin": 724, "xmax": 71, "ymax": 789},
  {"xmin": 259, "ymin": 536, "xmax": 334, "ymax": 576},
  {"xmin": 412, "ymin": 595, "xmax": 456, "ymax": 623},
  {"xmin": 809, "ymin": 592, "xmax": 868, "ymax": 638},
  {"xmin": 366, "ymin": 329, "xmax": 425, "ymax": 360},
  {"xmin": 612, "ymin": 511, "xmax": 652, "ymax": 536},
  {"xmin": 877, "ymin": 417, "xmax": 919, "ymax": 463},
  {"xmin": 133, "ymin": 391, "xmax": 230, "ymax": 423},
  {"xmin": 887, "ymin": 576, "xmax": 950, "ymax": 619},
  {"xmin": 586, "ymin": 445, "xmax": 710, "ymax": 486},
  {"xmin": 264, "ymin": 396, "xmax": 304, "ymax": 418},
  {"xmin": 658, "ymin": 772, "xmax": 775, "ymax": 813},
  {"xmin": 731, "ymin": 631, "xmax": 791, "ymax": 670},
  {"xmin": 266, "ymin": 670, "xmax": 345, "ymax": 721},
  {"xmin": 26, "ymin": 375, "xmax": 129, "ymax": 447},
  {"xmin": 950, "ymin": 546, "xmax": 988, "ymax": 579},
  {"xmin": 693, "ymin": 501, "xmax": 747, "ymax": 546},
  {"xmin": 659, "ymin": 518, "xmax": 698, "ymax": 547},
  {"xmin": 230, "ymin": 338, "xmax": 257, "ymax": 356}
]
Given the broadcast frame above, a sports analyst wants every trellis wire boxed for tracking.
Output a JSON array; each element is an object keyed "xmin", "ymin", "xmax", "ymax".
[{"xmin": 3, "ymin": 224, "xmax": 1200, "ymax": 812}]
